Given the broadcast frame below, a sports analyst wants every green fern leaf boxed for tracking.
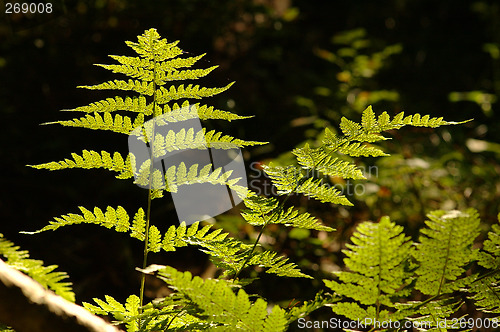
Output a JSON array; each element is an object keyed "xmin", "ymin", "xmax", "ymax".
[
  {"xmin": 79, "ymin": 79, "xmax": 154, "ymax": 95},
  {"xmin": 249, "ymin": 250, "xmax": 312, "ymax": 279},
  {"xmin": 325, "ymin": 216, "xmax": 413, "ymax": 323},
  {"xmin": 477, "ymin": 213, "xmax": 500, "ymax": 270},
  {"xmin": 468, "ymin": 214, "xmax": 500, "ymax": 314},
  {"xmin": 45, "ymin": 112, "xmax": 144, "ymax": 134},
  {"xmin": 156, "ymin": 101, "xmax": 251, "ymax": 122},
  {"xmin": 153, "ymin": 265, "xmax": 288, "ymax": 331},
  {"xmin": 148, "ymin": 225, "xmax": 162, "ymax": 253},
  {"xmin": 155, "ymin": 82, "xmax": 234, "ymax": 104},
  {"xmin": 0, "ymin": 234, "xmax": 75, "ymax": 302},
  {"xmin": 62, "ymin": 96, "xmax": 151, "ymax": 114},
  {"xmin": 293, "ymin": 144, "xmax": 366, "ymax": 180},
  {"xmin": 264, "ymin": 165, "xmax": 352, "ymax": 205},
  {"xmin": 28, "ymin": 150, "xmax": 134, "ymax": 179},
  {"xmin": 413, "ymin": 209, "xmax": 480, "ymax": 296},
  {"xmin": 22, "ymin": 206, "xmax": 146, "ymax": 240},
  {"xmin": 241, "ymin": 195, "xmax": 333, "ymax": 231}
]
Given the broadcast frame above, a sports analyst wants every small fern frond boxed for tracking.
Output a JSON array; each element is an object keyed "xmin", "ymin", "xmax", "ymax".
[
  {"xmin": 249, "ymin": 250, "xmax": 313, "ymax": 279},
  {"xmin": 161, "ymin": 221, "xmax": 228, "ymax": 253},
  {"xmin": 468, "ymin": 276, "xmax": 500, "ymax": 314},
  {"xmin": 477, "ymin": 213, "xmax": 500, "ymax": 270},
  {"xmin": 147, "ymin": 128, "xmax": 265, "ymax": 159},
  {"xmin": 287, "ymin": 106, "xmax": 466, "ymax": 198},
  {"xmin": 45, "ymin": 112, "xmax": 145, "ymax": 134},
  {"xmin": 62, "ymin": 96, "xmax": 151, "ymax": 114},
  {"xmin": 241, "ymin": 195, "xmax": 334, "ymax": 231},
  {"xmin": 152, "ymin": 265, "xmax": 288, "ymax": 331},
  {"xmin": 22, "ymin": 206, "xmax": 145, "ymax": 240},
  {"xmin": 156, "ymin": 101, "xmax": 251, "ymax": 122},
  {"xmin": 293, "ymin": 144, "xmax": 366, "ymax": 180},
  {"xmin": 397, "ymin": 298, "xmax": 464, "ymax": 331},
  {"xmin": 83, "ymin": 294, "xmax": 142, "ymax": 331},
  {"xmin": 125, "ymin": 30, "xmax": 182, "ymax": 61},
  {"xmin": 155, "ymin": 82, "xmax": 234, "ymax": 104},
  {"xmin": 413, "ymin": 209, "xmax": 480, "ymax": 296},
  {"xmin": 468, "ymin": 213, "xmax": 500, "ymax": 314},
  {"xmin": 325, "ymin": 216, "xmax": 413, "ymax": 322},
  {"xmin": 0, "ymin": 234, "xmax": 75, "ymax": 302},
  {"xmin": 264, "ymin": 165, "xmax": 352, "ymax": 205},
  {"xmin": 78, "ymin": 79, "xmax": 154, "ymax": 95},
  {"xmin": 28, "ymin": 150, "xmax": 134, "ymax": 179}
]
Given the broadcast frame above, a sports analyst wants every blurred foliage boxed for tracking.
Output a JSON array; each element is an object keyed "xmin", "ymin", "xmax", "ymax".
[{"xmin": 1, "ymin": 1, "xmax": 500, "ymax": 329}]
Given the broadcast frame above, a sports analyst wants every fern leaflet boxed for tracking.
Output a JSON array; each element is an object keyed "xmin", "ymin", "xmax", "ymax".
[
  {"xmin": 0, "ymin": 234, "xmax": 75, "ymax": 302},
  {"xmin": 324, "ymin": 216, "xmax": 413, "ymax": 323}
]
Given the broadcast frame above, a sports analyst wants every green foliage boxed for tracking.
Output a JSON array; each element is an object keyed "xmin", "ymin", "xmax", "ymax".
[
  {"xmin": 266, "ymin": 106, "xmax": 464, "ymax": 212},
  {"xmin": 468, "ymin": 213, "xmax": 500, "ymax": 315},
  {"xmin": 0, "ymin": 234, "xmax": 75, "ymax": 302},
  {"xmin": 321, "ymin": 209, "xmax": 500, "ymax": 331},
  {"xmin": 325, "ymin": 216, "xmax": 413, "ymax": 322},
  {"xmin": 84, "ymin": 266, "xmax": 287, "ymax": 331},
  {"xmin": 20, "ymin": 28, "xmax": 500, "ymax": 332},
  {"xmin": 413, "ymin": 209, "xmax": 480, "ymax": 296}
]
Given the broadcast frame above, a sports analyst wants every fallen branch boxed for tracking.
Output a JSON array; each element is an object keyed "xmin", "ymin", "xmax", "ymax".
[{"xmin": 0, "ymin": 258, "xmax": 122, "ymax": 332}]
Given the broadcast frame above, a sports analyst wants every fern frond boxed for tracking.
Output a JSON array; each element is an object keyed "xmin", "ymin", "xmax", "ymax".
[
  {"xmin": 157, "ymin": 101, "xmax": 251, "ymax": 122},
  {"xmin": 468, "ymin": 276, "xmax": 500, "ymax": 314},
  {"xmin": 289, "ymin": 106, "xmax": 467, "ymax": 190},
  {"xmin": 0, "ymin": 234, "xmax": 75, "ymax": 302},
  {"xmin": 22, "ymin": 206, "xmax": 145, "ymax": 241},
  {"xmin": 153, "ymin": 265, "xmax": 288, "ymax": 331},
  {"xmin": 78, "ymin": 79, "xmax": 154, "ymax": 95},
  {"xmin": 28, "ymin": 150, "xmax": 134, "ymax": 179},
  {"xmin": 477, "ymin": 213, "xmax": 500, "ymax": 270},
  {"xmin": 324, "ymin": 216, "xmax": 413, "ymax": 323},
  {"xmin": 241, "ymin": 195, "xmax": 334, "ymax": 231},
  {"xmin": 62, "ymin": 96, "xmax": 152, "ymax": 115},
  {"xmin": 468, "ymin": 213, "xmax": 500, "ymax": 314},
  {"xmin": 293, "ymin": 144, "xmax": 366, "ymax": 180},
  {"xmin": 157, "ymin": 53, "xmax": 205, "ymax": 71},
  {"xmin": 249, "ymin": 250, "xmax": 312, "ymax": 279},
  {"xmin": 161, "ymin": 221, "xmax": 228, "ymax": 253},
  {"xmin": 155, "ymin": 82, "xmax": 234, "ymax": 104},
  {"xmin": 191, "ymin": 237, "xmax": 253, "ymax": 278},
  {"xmin": 397, "ymin": 298, "xmax": 464, "ymax": 331},
  {"xmin": 45, "ymin": 112, "xmax": 145, "ymax": 134},
  {"xmin": 264, "ymin": 165, "xmax": 352, "ymax": 205},
  {"xmin": 125, "ymin": 30, "xmax": 182, "ymax": 61},
  {"xmin": 413, "ymin": 209, "xmax": 480, "ymax": 296},
  {"xmin": 84, "ymin": 294, "xmax": 143, "ymax": 331},
  {"xmin": 148, "ymin": 128, "xmax": 265, "ymax": 159}
]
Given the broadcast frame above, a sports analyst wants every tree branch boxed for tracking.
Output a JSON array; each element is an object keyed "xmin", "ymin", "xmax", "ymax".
[{"xmin": 0, "ymin": 258, "xmax": 122, "ymax": 332}]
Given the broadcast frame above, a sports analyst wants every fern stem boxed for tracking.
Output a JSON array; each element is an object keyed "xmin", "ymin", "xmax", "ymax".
[{"xmin": 139, "ymin": 34, "xmax": 159, "ymax": 314}]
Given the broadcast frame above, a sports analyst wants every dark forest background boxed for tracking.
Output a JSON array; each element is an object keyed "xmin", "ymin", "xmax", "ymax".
[{"xmin": 1, "ymin": 0, "xmax": 500, "ymax": 325}]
